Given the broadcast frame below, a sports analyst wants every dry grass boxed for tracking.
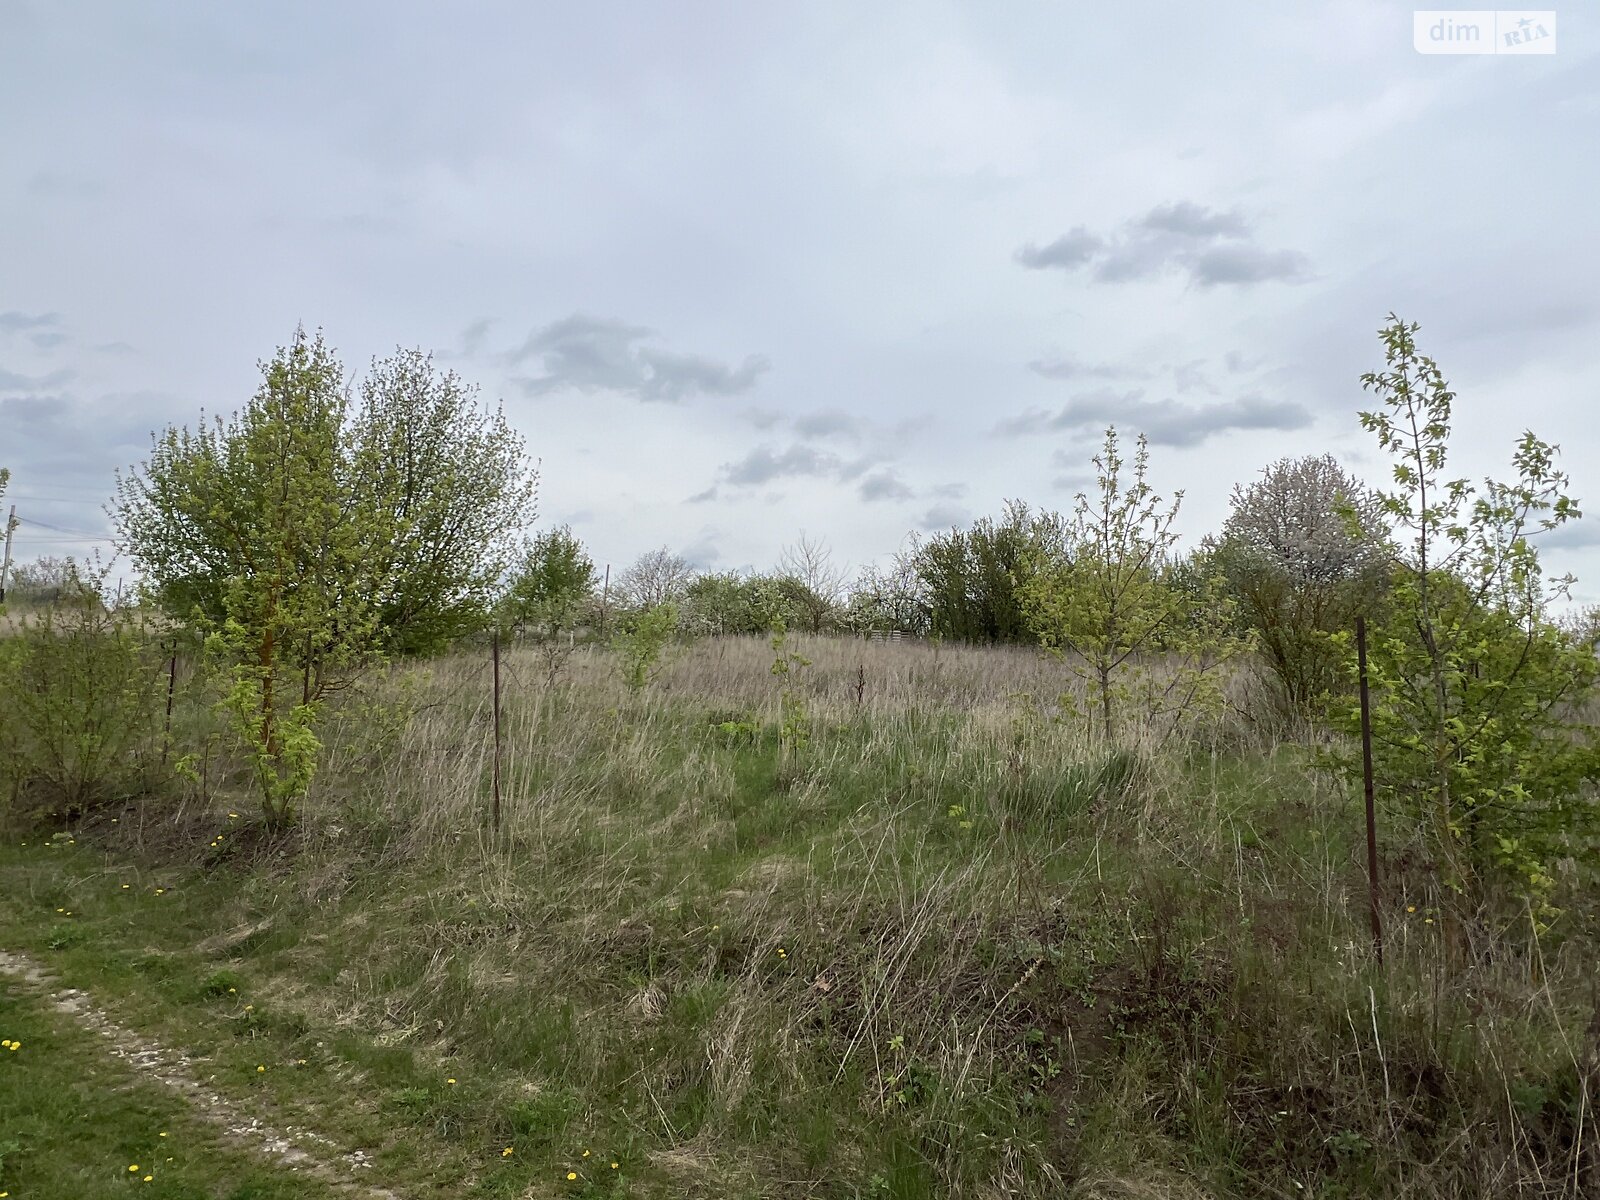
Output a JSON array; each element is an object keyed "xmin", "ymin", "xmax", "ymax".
[{"xmin": 10, "ymin": 632, "xmax": 1600, "ymax": 1197}]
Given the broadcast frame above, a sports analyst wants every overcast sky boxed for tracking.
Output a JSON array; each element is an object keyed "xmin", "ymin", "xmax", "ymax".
[{"xmin": 3, "ymin": 2, "xmax": 1597, "ymax": 600}]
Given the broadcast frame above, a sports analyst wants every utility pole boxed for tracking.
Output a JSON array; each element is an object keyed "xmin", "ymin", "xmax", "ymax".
[
  {"xmin": 599, "ymin": 563, "xmax": 611, "ymax": 639},
  {"xmin": 0, "ymin": 505, "xmax": 15, "ymax": 604}
]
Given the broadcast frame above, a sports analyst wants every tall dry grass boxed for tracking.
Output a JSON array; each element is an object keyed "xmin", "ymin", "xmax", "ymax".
[{"xmin": 110, "ymin": 633, "xmax": 1600, "ymax": 1197}]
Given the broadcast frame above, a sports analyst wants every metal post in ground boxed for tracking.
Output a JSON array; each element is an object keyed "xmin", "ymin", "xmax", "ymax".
[{"xmin": 1356, "ymin": 615, "xmax": 1384, "ymax": 966}]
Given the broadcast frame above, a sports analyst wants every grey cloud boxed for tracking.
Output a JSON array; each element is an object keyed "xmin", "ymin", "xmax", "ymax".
[
  {"xmin": 1530, "ymin": 521, "xmax": 1600, "ymax": 551},
  {"xmin": 1139, "ymin": 201, "xmax": 1250, "ymax": 239},
  {"xmin": 636, "ymin": 346, "xmax": 770, "ymax": 402},
  {"xmin": 688, "ymin": 485, "xmax": 719, "ymax": 503},
  {"xmin": 993, "ymin": 388, "xmax": 1313, "ymax": 448},
  {"xmin": 793, "ymin": 409, "xmax": 861, "ymax": 440},
  {"xmin": 720, "ymin": 444, "xmax": 841, "ymax": 486},
  {"xmin": 510, "ymin": 314, "xmax": 769, "ymax": 403},
  {"xmin": 858, "ymin": 470, "xmax": 914, "ymax": 502},
  {"xmin": 0, "ymin": 366, "xmax": 75, "ymax": 391},
  {"xmin": 30, "ymin": 331, "xmax": 69, "ymax": 351},
  {"xmin": 1014, "ymin": 226, "xmax": 1103, "ymax": 270},
  {"xmin": 836, "ymin": 456, "xmax": 879, "ymax": 483},
  {"xmin": 680, "ymin": 537, "xmax": 722, "ymax": 568},
  {"xmin": 1017, "ymin": 202, "xmax": 1310, "ymax": 289},
  {"xmin": 1189, "ymin": 245, "xmax": 1312, "ymax": 287},
  {"xmin": 0, "ymin": 311, "xmax": 61, "ymax": 334},
  {"xmin": 917, "ymin": 503, "xmax": 970, "ymax": 531},
  {"xmin": 930, "ymin": 482, "xmax": 967, "ymax": 499}
]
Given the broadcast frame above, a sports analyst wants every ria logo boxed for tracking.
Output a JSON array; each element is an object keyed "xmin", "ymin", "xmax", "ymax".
[{"xmin": 1413, "ymin": 10, "xmax": 1557, "ymax": 54}]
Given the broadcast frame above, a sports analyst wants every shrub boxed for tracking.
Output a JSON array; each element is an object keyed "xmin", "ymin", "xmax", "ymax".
[{"xmin": 0, "ymin": 576, "xmax": 168, "ymax": 824}]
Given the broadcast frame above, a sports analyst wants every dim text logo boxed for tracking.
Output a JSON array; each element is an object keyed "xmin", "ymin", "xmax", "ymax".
[{"xmin": 1414, "ymin": 10, "xmax": 1557, "ymax": 53}]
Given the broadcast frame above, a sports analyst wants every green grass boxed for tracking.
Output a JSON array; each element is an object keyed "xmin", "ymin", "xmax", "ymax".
[
  {"xmin": 0, "ymin": 981, "xmax": 351, "ymax": 1199},
  {"xmin": 1, "ymin": 634, "xmax": 1597, "ymax": 1198}
]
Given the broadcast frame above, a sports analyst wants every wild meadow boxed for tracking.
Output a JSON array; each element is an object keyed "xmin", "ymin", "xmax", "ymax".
[{"xmin": 1, "ymin": 317, "xmax": 1598, "ymax": 1197}]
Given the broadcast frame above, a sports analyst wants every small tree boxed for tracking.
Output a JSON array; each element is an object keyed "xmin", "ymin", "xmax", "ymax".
[
  {"xmin": 501, "ymin": 526, "xmax": 596, "ymax": 638},
  {"xmin": 617, "ymin": 548, "xmax": 695, "ymax": 611},
  {"xmin": 1217, "ymin": 454, "xmax": 1389, "ymax": 713},
  {"xmin": 1338, "ymin": 315, "xmax": 1600, "ymax": 904},
  {"xmin": 346, "ymin": 348, "xmax": 539, "ymax": 655},
  {"xmin": 115, "ymin": 331, "xmax": 382, "ymax": 826},
  {"xmin": 778, "ymin": 533, "xmax": 847, "ymax": 633},
  {"xmin": 1022, "ymin": 428, "xmax": 1248, "ymax": 744},
  {"xmin": 613, "ymin": 604, "xmax": 678, "ymax": 692}
]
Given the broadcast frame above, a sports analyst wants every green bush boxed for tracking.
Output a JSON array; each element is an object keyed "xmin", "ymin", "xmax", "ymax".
[{"xmin": 0, "ymin": 584, "xmax": 168, "ymax": 825}]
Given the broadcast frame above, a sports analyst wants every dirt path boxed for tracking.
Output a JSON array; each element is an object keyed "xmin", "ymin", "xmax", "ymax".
[{"xmin": 0, "ymin": 948, "xmax": 404, "ymax": 1200}]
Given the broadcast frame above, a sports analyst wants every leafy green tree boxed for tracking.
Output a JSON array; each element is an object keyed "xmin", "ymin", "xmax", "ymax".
[
  {"xmin": 613, "ymin": 603, "xmax": 678, "ymax": 692},
  {"xmin": 347, "ymin": 349, "xmax": 538, "ymax": 654},
  {"xmin": 115, "ymin": 331, "xmax": 539, "ymax": 824},
  {"xmin": 914, "ymin": 500, "xmax": 1067, "ymax": 643},
  {"xmin": 116, "ymin": 330, "xmax": 374, "ymax": 826},
  {"xmin": 1336, "ymin": 315, "xmax": 1600, "ymax": 904},
  {"xmin": 1022, "ymin": 428, "xmax": 1249, "ymax": 744},
  {"xmin": 501, "ymin": 525, "xmax": 596, "ymax": 637}
]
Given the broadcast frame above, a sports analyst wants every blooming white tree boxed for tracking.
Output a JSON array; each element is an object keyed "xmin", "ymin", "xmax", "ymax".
[{"xmin": 1217, "ymin": 453, "xmax": 1389, "ymax": 711}]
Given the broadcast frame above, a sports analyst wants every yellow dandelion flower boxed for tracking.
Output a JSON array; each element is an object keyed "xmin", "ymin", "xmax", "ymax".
[
  {"xmin": 611, "ymin": 1161, "xmax": 620, "ymax": 1169},
  {"xmin": 446, "ymin": 1078, "xmax": 457, "ymax": 1085},
  {"xmin": 1406, "ymin": 905, "xmax": 1416, "ymax": 913},
  {"xmin": 228, "ymin": 812, "xmax": 239, "ymax": 818},
  {"xmin": 122, "ymin": 884, "xmax": 130, "ymax": 889},
  {"xmin": 1425, "ymin": 918, "xmax": 1435, "ymax": 925},
  {"xmin": 129, "ymin": 1164, "xmax": 140, "ymax": 1172},
  {"xmin": 244, "ymin": 1004, "xmax": 254, "ymax": 1011},
  {"xmin": 566, "ymin": 1171, "xmax": 577, "ymax": 1180},
  {"xmin": 159, "ymin": 1131, "xmax": 167, "ymax": 1137},
  {"xmin": 228, "ymin": 988, "xmax": 237, "ymax": 994},
  {"xmin": 143, "ymin": 1176, "xmax": 153, "ymax": 1183},
  {"xmin": 7, "ymin": 1042, "xmax": 19, "ymax": 1051},
  {"xmin": 257, "ymin": 1064, "xmax": 266, "ymax": 1072},
  {"xmin": 583, "ymin": 1149, "xmax": 591, "ymax": 1157},
  {"xmin": 502, "ymin": 1147, "xmax": 514, "ymax": 1157}
]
